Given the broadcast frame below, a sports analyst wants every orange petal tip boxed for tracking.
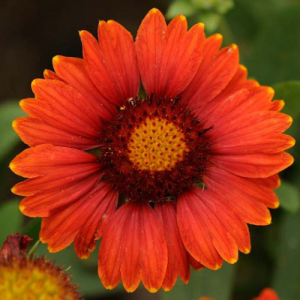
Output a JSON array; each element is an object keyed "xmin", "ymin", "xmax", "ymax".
[
  {"xmin": 9, "ymin": 161, "xmax": 15, "ymax": 171},
  {"xmin": 239, "ymin": 64, "xmax": 247, "ymax": 72},
  {"xmin": 228, "ymin": 257, "xmax": 238, "ymax": 264},
  {"xmin": 244, "ymin": 247, "xmax": 251, "ymax": 254},
  {"xmin": 148, "ymin": 287, "xmax": 159, "ymax": 293},
  {"xmin": 19, "ymin": 205, "xmax": 26, "ymax": 212},
  {"xmin": 178, "ymin": 15, "xmax": 186, "ymax": 21},
  {"xmin": 52, "ymin": 55, "xmax": 61, "ymax": 64},
  {"xmin": 150, "ymin": 8, "xmax": 159, "ymax": 14},
  {"xmin": 266, "ymin": 86, "xmax": 275, "ymax": 96},
  {"xmin": 197, "ymin": 22, "xmax": 205, "ymax": 29},
  {"xmin": 105, "ymin": 285, "xmax": 114, "ymax": 290},
  {"xmin": 266, "ymin": 216, "xmax": 272, "ymax": 225},
  {"xmin": 215, "ymin": 33, "xmax": 223, "ymax": 40},
  {"xmin": 12, "ymin": 120, "xmax": 18, "ymax": 131},
  {"xmin": 31, "ymin": 79, "xmax": 38, "ymax": 88}
]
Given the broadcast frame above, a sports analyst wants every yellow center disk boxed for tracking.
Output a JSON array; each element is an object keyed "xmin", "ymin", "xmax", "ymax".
[{"xmin": 127, "ymin": 117, "xmax": 189, "ymax": 172}]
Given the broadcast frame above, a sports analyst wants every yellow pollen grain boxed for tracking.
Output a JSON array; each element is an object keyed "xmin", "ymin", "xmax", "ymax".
[{"xmin": 127, "ymin": 117, "xmax": 189, "ymax": 173}]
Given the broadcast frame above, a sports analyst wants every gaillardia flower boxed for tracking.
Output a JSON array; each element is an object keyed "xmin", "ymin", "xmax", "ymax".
[
  {"xmin": 10, "ymin": 8, "xmax": 294, "ymax": 293},
  {"xmin": 0, "ymin": 234, "xmax": 80, "ymax": 299}
]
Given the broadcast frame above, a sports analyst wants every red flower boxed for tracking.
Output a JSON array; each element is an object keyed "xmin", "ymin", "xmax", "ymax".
[{"xmin": 10, "ymin": 8, "xmax": 294, "ymax": 292}]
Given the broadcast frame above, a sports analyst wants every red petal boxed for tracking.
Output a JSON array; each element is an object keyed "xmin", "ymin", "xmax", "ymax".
[
  {"xmin": 80, "ymin": 23, "xmax": 139, "ymax": 107},
  {"xmin": 53, "ymin": 55, "xmax": 115, "ymax": 117},
  {"xmin": 43, "ymin": 69, "xmax": 63, "ymax": 81},
  {"xmin": 177, "ymin": 191, "xmax": 224, "ymax": 269},
  {"xmin": 155, "ymin": 202, "xmax": 190, "ymax": 291},
  {"xmin": 97, "ymin": 20, "xmax": 139, "ymax": 100},
  {"xmin": 136, "ymin": 9, "xmax": 204, "ymax": 98},
  {"xmin": 135, "ymin": 8, "xmax": 166, "ymax": 96},
  {"xmin": 29, "ymin": 79, "xmax": 104, "ymax": 137},
  {"xmin": 188, "ymin": 254, "xmax": 205, "ymax": 270},
  {"xmin": 13, "ymin": 117, "xmax": 100, "ymax": 149},
  {"xmin": 179, "ymin": 189, "xmax": 239, "ymax": 264},
  {"xmin": 74, "ymin": 182, "xmax": 118, "ymax": 258},
  {"xmin": 17, "ymin": 172, "xmax": 101, "ymax": 217},
  {"xmin": 212, "ymin": 151, "xmax": 294, "ymax": 178},
  {"xmin": 98, "ymin": 201, "xmax": 168, "ymax": 292},
  {"xmin": 10, "ymin": 144, "xmax": 100, "ymax": 178},
  {"xmin": 193, "ymin": 186, "xmax": 251, "ymax": 254},
  {"xmin": 203, "ymin": 167, "xmax": 274, "ymax": 225},
  {"xmin": 183, "ymin": 36, "xmax": 239, "ymax": 108},
  {"xmin": 40, "ymin": 182, "xmax": 116, "ymax": 253},
  {"xmin": 206, "ymin": 64, "xmax": 258, "ymax": 104}
]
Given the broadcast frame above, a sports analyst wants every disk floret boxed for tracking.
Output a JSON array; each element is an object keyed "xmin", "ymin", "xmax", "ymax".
[{"xmin": 100, "ymin": 96, "xmax": 212, "ymax": 203}]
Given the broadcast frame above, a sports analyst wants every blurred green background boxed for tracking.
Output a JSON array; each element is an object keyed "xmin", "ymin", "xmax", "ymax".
[{"xmin": 0, "ymin": 0, "xmax": 299, "ymax": 299}]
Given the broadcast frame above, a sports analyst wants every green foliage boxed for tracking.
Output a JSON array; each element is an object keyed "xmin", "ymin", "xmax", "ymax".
[
  {"xmin": 162, "ymin": 263, "xmax": 236, "ymax": 300},
  {"xmin": 273, "ymin": 209, "xmax": 300, "ymax": 299},
  {"xmin": 0, "ymin": 101, "xmax": 25, "ymax": 161},
  {"xmin": 276, "ymin": 180, "xmax": 300, "ymax": 213},
  {"xmin": 166, "ymin": 0, "xmax": 234, "ymax": 33},
  {"xmin": 0, "ymin": 199, "xmax": 22, "ymax": 246}
]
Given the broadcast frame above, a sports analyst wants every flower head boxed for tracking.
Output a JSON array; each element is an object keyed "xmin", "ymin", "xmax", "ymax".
[
  {"xmin": 0, "ymin": 234, "xmax": 80, "ymax": 300},
  {"xmin": 10, "ymin": 8, "xmax": 294, "ymax": 293}
]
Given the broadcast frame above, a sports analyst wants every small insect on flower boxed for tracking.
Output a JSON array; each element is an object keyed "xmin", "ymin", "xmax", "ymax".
[
  {"xmin": 0, "ymin": 234, "xmax": 81, "ymax": 300},
  {"xmin": 10, "ymin": 8, "xmax": 294, "ymax": 293}
]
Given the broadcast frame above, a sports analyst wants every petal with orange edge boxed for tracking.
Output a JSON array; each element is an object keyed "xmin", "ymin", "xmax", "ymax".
[
  {"xmin": 53, "ymin": 55, "xmax": 115, "ymax": 117},
  {"xmin": 98, "ymin": 201, "xmax": 167, "ymax": 293},
  {"xmin": 183, "ymin": 36, "xmax": 239, "ymax": 108},
  {"xmin": 177, "ymin": 190, "xmax": 224, "ymax": 270},
  {"xmin": 136, "ymin": 9, "xmax": 204, "ymax": 98},
  {"xmin": 155, "ymin": 202, "xmax": 190, "ymax": 291},
  {"xmin": 74, "ymin": 182, "xmax": 118, "ymax": 259}
]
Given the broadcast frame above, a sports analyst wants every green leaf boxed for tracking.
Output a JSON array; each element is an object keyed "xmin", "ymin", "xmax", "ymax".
[
  {"xmin": 0, "ymin": 101, "xmax": 25, "ymax": 160},
  {"xmin": 273, "ymin": 81, "xmax": 300, "ymax": 119},
  {"xmin": 243, "ymin": 3, "xmax": 300, "ymax": 85},
  {"xmin": 161, "ymin": 263, "xmax": 236, "ymax": 300},
  {"xmin": 272, "ymin": 209, "xmax": 300, "ymax": 298},
  {"xmin": 276, "ymin": 180, "xmax": 300, "ymax": 213},
  {"xmin": 0, "ymin": 199, "xmax": 23, "ymax": 246},
  {"xmin": 166, "ymin": 0, "xmax": 196, "ymax": 19}
]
